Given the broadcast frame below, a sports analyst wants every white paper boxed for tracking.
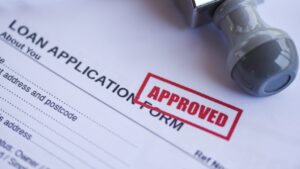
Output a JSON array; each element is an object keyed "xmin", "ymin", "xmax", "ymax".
[{"xmin": 0, "ymin": 1, "xmax": 299, "ymax": 169}]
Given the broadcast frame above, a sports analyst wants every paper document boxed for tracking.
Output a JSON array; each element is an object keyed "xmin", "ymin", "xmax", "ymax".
[{"xmin": 0, "ymin": 1, "xmax": 299, "ymax": 169}]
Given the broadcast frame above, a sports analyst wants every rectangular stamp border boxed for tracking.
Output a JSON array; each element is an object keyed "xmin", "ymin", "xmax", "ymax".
[{"xmin": 134, "ymin": 73, "xmax": 243, "ymax": 141}]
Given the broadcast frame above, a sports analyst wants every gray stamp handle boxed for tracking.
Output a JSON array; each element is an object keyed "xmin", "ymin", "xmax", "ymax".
[{"xmin": 175, "ymin": 0, "xmax": 299, "ymax": 97}]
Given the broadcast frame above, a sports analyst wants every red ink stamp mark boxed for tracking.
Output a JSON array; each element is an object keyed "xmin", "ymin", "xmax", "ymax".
[{"xmin": 134, "ymin": 73, "xmax": 243, "ymax": 141}]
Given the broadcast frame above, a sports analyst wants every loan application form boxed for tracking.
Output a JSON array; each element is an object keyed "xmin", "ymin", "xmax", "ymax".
[{"xmin": 0, "ymin": 1, "xmax": 300, "ymax": 169}]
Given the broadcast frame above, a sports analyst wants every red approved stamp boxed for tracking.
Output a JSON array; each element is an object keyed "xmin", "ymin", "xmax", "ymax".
[{"xmin": 134, "ymin": 73, "xmax": 243, "ymax": 141}]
